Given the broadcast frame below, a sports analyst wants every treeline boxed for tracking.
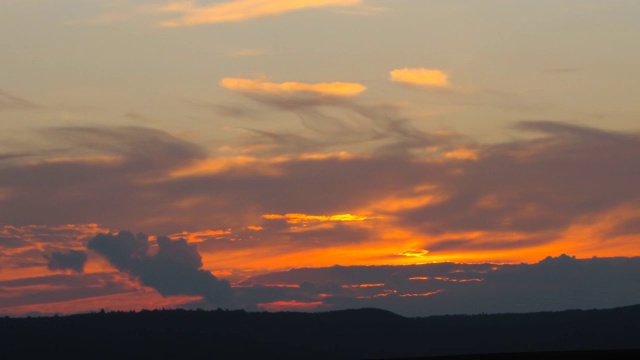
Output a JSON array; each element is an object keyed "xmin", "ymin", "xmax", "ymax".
[{"xmin": 2, "ymin": 306, "xmax": 640, "ymax": 359}]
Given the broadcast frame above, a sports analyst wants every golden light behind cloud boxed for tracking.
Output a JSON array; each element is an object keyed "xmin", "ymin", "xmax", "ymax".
[
  {"xmin": 390, "ymin": 68, "xmax": 450, "ymax": 87},
  {"xmin": 159, "ymin": 0, "xmax": 363, "ymax": 27},
  {"xmin": 262, "ymin": 213, "xmax": 373, "ymax": 224},
  {"xmin": 445, "ymin": 148, "xmax": 479, "ymax": 160},
  {"xmin": 220, "ymin": 78, "xmax": 366, "ymax": 97}
]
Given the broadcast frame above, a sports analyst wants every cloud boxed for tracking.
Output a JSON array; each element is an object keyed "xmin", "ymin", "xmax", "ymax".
[
  {"xmin": 0, "ymin": 273, "xmax": 138, "ymax": 310},
  {"xmin": 45, "ymin": 250, "xmax": 87, "ymax": 273},
  {"xmin": 0, "ymin": 127, "xmax": 208, "ymax": 233},
  {"xmin": 399, "ymin": 121, "xmax": 640, "ymax": 241},
  {"xmin": 221, "ymin": 79, "xmax": 442, "ymax": 156},
  {"xmin": 262, "ymin": 213, "xmax": 374, "ymax": 224},
  {"xmin": 0, "ymin": 271, "xmax": 200, "ymax": 316},
  {"xmin": 158, "ymin": 0, "xmax": 363, "ymax": 27},
  {"xmin": 1, "ymin": 121, "xmax": 640, "ymax": 271},
  {"xmin": 243, "ymin": 255, "xmax": 640, "ymax": 316},
  {"xmin": 220, "ymin": 78, "xmax": 366, "ymax": 97},
  {"xmin": 0, "ymin": 90, "xmax": 40, "ymax": 111},
  {"xmin": 87, "ymin": 231, "xmax": 233, "ymax": 307},
  {"xmin": 390, "ymin": 68, "xmax": 450, "ymax": 88},
  {"xmin": 387, "ymin": 69, "xmax": 538, "ymax": 111}
]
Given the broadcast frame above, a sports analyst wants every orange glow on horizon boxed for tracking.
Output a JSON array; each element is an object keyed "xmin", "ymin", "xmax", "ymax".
[
  {"xmin": 342, "ymin": 283, "xmax": 385, "ymax": 288},
  {"xmin": 0, "ymin": 288, "xmax": 202, "ymax": 316},
  {"xmin": 257, "ymin": 300, "xmax": 324, "ymax": 312},
  {"xmin": 400, "ymin": 290, "xmax": 443, "ymax": 297}
]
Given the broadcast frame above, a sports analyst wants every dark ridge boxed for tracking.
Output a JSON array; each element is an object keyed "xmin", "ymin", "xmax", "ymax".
[{"xmin": 2, "ymin": 305, "xmax": 640, "ymax": 359}]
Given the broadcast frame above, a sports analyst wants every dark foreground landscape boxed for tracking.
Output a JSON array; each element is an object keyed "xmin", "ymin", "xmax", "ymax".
[{"xmin": 2, "ymin": 305, "xmax": 640, "ymax": 359}]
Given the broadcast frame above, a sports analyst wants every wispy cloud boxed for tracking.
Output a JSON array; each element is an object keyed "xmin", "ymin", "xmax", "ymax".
[
  {"xmin": 158, "ymin": 0, "xmax": 363, "ymax": 27},
  {"xmin": 0, "ymin": 90, "xmax": 41, "ymax": 111}
]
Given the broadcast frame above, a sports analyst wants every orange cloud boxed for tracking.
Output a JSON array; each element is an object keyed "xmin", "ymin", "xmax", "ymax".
[
  {"xmin": 390, "ymin": 68, "xmax": 450, "ymax": 87},
  {"xmin": 262, "ymin": 213, "xmax": 374, "ymax": 224},
  {"xmin": 445, "ymin": 148, "xmax": 479, "ymax": 160},
  {"xmin": 159, "ymin": 0, "xmax": 363, "ymax": 27},
  {"xmin": 170, "ymin": 229, "xmax": 232, "ymax": 243},
  {"xmin": 220, "ymin": 78, "xmax": 366, "ymax": 97}
]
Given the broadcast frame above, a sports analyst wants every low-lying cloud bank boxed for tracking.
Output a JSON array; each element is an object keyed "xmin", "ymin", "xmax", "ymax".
[
  {"xmin": 87, "ymin": 231, "xmax": 233, "ymax": 308},
  {"xmin": 239, "ymin": 255, "xmax": 640, "ymax": 316}
]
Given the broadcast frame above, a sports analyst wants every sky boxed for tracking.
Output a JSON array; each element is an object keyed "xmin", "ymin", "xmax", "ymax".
[{"xmin": 1, "ymin": 0, "xmax": 640, "ymax": 316}]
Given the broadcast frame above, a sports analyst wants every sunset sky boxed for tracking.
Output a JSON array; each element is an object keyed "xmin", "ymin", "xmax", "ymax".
[{"xmin": 1, "ymin": 0, "xmax": 640, "ymax": 316}]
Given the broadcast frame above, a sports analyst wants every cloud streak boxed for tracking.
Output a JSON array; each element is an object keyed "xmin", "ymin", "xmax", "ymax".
[
  {"xmin": 221, "ymin": 78, "xmax": 366, "ymax": 97},
  {"xmin": 158, "ymin": 0, "xmax": 363, "ymax": 27},
  {"xmin": 0, "ymin": 90, "xmax": 40, "ymax": 111}
]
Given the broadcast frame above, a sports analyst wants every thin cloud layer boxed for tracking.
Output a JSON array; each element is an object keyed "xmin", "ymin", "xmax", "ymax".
[
  {"xmin": 220, "ymin": 78, "xmax": 440, "ymax": 157},
  {"xmin": 158, "ymin": 0, "xmax": 363, "ymax": 27}
]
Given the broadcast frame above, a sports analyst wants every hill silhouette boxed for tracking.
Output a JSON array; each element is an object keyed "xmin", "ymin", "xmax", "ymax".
[{"xmin": 2, "ymin": 305, "xmax": 640, "ymax": 359}]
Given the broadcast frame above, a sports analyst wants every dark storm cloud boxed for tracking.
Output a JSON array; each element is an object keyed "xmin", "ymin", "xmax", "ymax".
[
  {"xmin": 87, "ymin": 231, "xmax": 233, "ymax": 307},
  {"xmin": 45, "ymin": 250, "xmax": 87, "ymax": 273}
]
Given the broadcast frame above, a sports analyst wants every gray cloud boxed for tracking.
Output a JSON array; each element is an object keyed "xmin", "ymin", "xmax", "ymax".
[
  {"xmin": 243, "ymin": 255, "xmax": 640, "ymax": 316},
  {"xmin": 0, "ymin": 236, "xmax": 28, "ymax": 249},
  {"xmin": 87, "ymin": 231, "xmax": 233, "ymax": 307},
  {"xmin": 400, "ymin": 121, "xmax": 640, "ymax": 241},
  {"xmin": 226, "ymin": 92, "xmax": 447, "ymax": 157},
  {"xmin": 45, "ymin": 250, "xmax": 87, "ymax": 273},
  {"xmin": 0, "ymin": 127, "xmax": 208, "ymax": 233}
]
